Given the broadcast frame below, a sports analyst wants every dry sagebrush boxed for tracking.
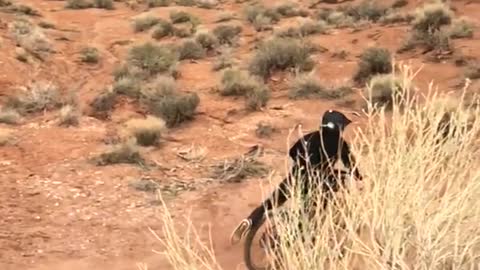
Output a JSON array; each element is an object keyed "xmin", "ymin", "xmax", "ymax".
[{"xmin": 148, "ymin": 65, "xmax": 480, "ymax": 270}]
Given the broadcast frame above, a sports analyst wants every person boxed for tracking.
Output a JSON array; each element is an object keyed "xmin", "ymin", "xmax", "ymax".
[{"xmin": 230, "ymin": 109, "xmax": 362, "ymax": 245}]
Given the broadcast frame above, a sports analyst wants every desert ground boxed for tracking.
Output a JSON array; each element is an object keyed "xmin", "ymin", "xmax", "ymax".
[{"xmin": 0, "ymin": 0, "xmax": 479, "ymax": 269}]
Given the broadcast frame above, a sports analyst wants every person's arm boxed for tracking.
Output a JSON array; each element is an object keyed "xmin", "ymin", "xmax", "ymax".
[{"xmin": 246, "ymin": 176, "xmax": 291, "ymax": 225}]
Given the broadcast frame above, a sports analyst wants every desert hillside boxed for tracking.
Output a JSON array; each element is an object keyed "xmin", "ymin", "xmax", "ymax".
[{"xmin": 0, "ymin": 0, "xmax": 479, "ymax": 269}]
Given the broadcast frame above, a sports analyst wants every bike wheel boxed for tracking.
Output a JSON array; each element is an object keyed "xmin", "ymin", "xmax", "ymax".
[{"xmin": 243, "ymin": 212, "xmax": 279, "ymax": 270}]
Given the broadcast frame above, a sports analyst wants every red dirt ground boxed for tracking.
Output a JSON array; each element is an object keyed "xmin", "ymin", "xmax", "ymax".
[{"xmin": 0, "ymin": 0, "xmax": 479, "ymax": 269}]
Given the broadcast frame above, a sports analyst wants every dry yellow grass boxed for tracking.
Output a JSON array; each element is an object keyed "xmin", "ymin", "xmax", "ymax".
[
  {"xmin": 147, "ymin": 64, "xmax": 480, "ymax": 270},
  {"xmin": 122, "ymin": 115, "xmax": 166, "ymax": 146}
]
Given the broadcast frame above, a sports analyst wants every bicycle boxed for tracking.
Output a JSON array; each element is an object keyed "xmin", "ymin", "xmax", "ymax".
[{"xmin": 235, "ymin": 169, "xmax": 352, "ymax": 270}]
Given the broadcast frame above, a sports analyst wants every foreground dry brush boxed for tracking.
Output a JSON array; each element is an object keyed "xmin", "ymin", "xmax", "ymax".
[{"xmin": 151, "ymin": 65, "xmax": 480, "ymax": 268}]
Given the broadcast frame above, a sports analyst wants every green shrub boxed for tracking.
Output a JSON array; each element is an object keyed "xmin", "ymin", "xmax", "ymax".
[
  {"xmin": 220, "ymin": 68, "xmax": 270, "ymax": 110},
  {"xmin": 151, "ymin": 20, "xmax": 174, "ymax": 39},
  {"xmin": 412, "ymin": 1, "xmax": 453, "ymax": 33},
  {"xmin": 248, "ymin": 37, "xmax": 314, "ymax": 79},
  {"xmin": 176, "ymin": 0, "xmax": 195, "ymax": 6},
  {"xmin": 65, "ymin": 0, "xmax": 93, "ymax": 9},
  {"xmin": 341, "ymin": 0, "xmax": 388, "ymax": 22},
  {"xmin": 113, "ymin": 76, "xmax": 141, "ymax": 98},
  {"xmin": 365, "ymin": 73, "xmax": 405, "ymax": 110},
  {"xmin": 80, "ymin": 47, "xmax": 99, "ymax": 63},
  {"xmin": 449, "ymin": 18, "xmax": 475, "ymax": 39},
  {"xmin": 178, "ymin": 39, "xmax": 205, "ymax": 60},
  {"xmin": 89, "ymin": 88, "xmax": 116, "ymax": 119},
  {"xmin": 0, "ymin": 108, "xmax": 20, "ymax": 124},
  {"xmin": 95, "ymin": 139, "xmax": 144, "ymax": 166},
  {"xmin": 288, "ymin": 74, "xmax": 326, "ymax": 99},
  {"xmin": 127, "ymin": 42, "xmax": 178, "ymax": 77},
  {"xmin": 5, "ymin": 81, "xmax": 61, "ymax": 114},
  {"xmin": 147, "ymin": 0, "xmax": 171, "ymax": 7},
  {"xmin": 133, "ymin": 15, "xmax": 160, "ymax": 32},
  {"xmin": 94, "ymin": 0, "xmax": 114, "ymax": 9},
  {"xmin": 58, "ymin": 105, "xmax": 80, "ymax": 127},
  {"xmin": 195, "ymin": 31, "xmax": 218, "ymax": 50},
  {"xmin": 353, "ymin": 47, "xmax": 392, "ymax": 85},
  {"xmin": 170, "ymin": 10, "xmax": 193, "ymax": 24},
  {"xmin": 140, "ymin": 76, "xmax": 200, "ymax": 127},
  {"xmin": 213, "ymin": 24, "xmax": 242, "ymax": 45}
]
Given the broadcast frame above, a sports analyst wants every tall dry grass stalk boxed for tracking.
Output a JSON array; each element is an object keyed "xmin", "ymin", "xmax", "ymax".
[{"xmin": 149, "ymin": 63, "xmax": 480, "ymax": 270}]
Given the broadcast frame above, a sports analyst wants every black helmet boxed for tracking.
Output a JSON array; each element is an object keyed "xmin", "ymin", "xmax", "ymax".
[{"xmin": 321, "ymin": 109, "xmax": 352, "ymax": 131}]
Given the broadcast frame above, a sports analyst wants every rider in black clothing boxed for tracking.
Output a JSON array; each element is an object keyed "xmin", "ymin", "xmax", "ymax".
[{"xmin": 230, "ymin": 109, "xmax": 362, "ymax": 244}]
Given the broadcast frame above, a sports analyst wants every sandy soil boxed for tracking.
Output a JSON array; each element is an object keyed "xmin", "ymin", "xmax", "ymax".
[{"xmin": 0, "ymin": 0, "xmax": 479, "ymax": 269}]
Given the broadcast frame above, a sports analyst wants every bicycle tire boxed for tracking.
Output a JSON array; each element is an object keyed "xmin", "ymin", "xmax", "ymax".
[{"xmin": 244, "ymin": 212, "xmax": 275, "ymax": 270}]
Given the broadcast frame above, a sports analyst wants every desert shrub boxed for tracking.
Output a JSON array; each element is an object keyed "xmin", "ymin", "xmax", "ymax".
[
  {"xmin": 113, "ymin": 76, "xmax": 141, "ymax": 98},
  {"xmin": 89, "ymin": 88, "xmax": 116, "ymax": 118},
  {"xmin": 58, "ymin": 105, "xmax": 80, "ymax": 127},
  {"xmin": 324, "ymin": 11, "xmax": 355, "ymax": 27},
  {"xmin": 170, "ymin": 10, "xmax": 193, "ymax": 24},
  {"xmin": 178, "ymin": 39, "xmax": 205, "ymax": 60},
  {"xmin": 127, "ymin": 42, "xmax": 178, "ymax": 77},
  {"xmin": 94, "ymin": 0, "xmax": 114, "ymax": 9},
  {"xmin": 341, "ymin": 0, "xmax": 388, "ymax": 22},
  {"xmin": 464, "ymin": 62, "xmax": 480, "ymax": 80},
  {"xmin": 141, "ymin": 75, "xmax": 177, "ymax": 101},
  {"xmin": 276, "ymin": 20, "xmax": 328, "ymax": 38},
  {"xmin": 151, "ymin": 20, "xmax": 174, "ymax": 39},
  {"xmin": 80, "ymin": 47, "xmax": 99, "ymax": 63},
  {"xmin": 0, "ymin": 0, "xmax": 11, "ymax": 7},
  {"xmin": 38, "ymin": 21, "xmax": 55, "ymax": 29},
  {"xmin": 448, "ymin": 18, "xmax": 475, "ymax": 39},
  {"xmin": 364, "ymin": 73, "xmax": 407, "ymax": 110},
  {"xmin": 252, "ymin": 14, "xmax": 273, "ymax": 32},
  {"xmin": 196, "ymin": 0, "xmax": 217, "ymax": 9},
  {"xmin": 392, "ymin": 0, "xmax": 408, "ymax": 8},
  {"xmin": 194, "ymin": 31, "xmax": 218, "ymax": 50},
  {"xmin": 123, "ymin": 115, "xmax": 166, "ymax": 146},
  {"xmin": 379, "ymin": 10, "xmax": 415, "ymax": 25},
  {"xmin": 255, "ymin": 121, "xmax": 277, "ymax": 138},
  {"xmin": 244, "ymin": 5, "xmax": 280, "ymax": 24},
  {"xmin": 65, "ymin": 0, "xmax": 94, "ymax": 9},
  {"xmin": 147, "ymin": 0, "xmax": 171, "ymax": 7},
  {"xmin": 274, "ymin": 2, "xmax": 307, "ymax": 18},
  {"xmin": 9, "ymin": 18, "xmax": 52, "ymax": 57},
  {"xmin": 173, "ymin": 25, "xmax": 195, "ymax": 38},
  {"xmin": 399, "ymin": 2, "xmax": 455, "ymax": 53},
  {"xmin": 212, "ymin": 48, "xmax": 235, "ymax": 71},
  {"xmin": 5, "ymin": 4, "xmax": 41, "ymax": 16},
  {"xmin": 133, "ymin": 15, "xmax": 160, "ymax": 32},
  {"xmin": 113, "ymin": 64, "xmax": 147, "ymax": 81},
  {"xmin": 220, "ymin": 68, "xmax": 270, "ymax": 110},
  {"xmin": 245, "ymin": 85, "xmax": 270, "ymax": 111},
  {"xmin": 95, "ymin": 139, "xmax": 144, "ymax": 166},
  {"xmin": 212, "ymin": 24, "xmax": 242, "ymax": 45},
  {"xmin": 176, "ymin": 0, "xmax": 195, "ymax": 6},
  {"xmin": 353, "ymin": 47, "xmax": 392, "ymax": 85},
  {"xmin": 412, "ymin": 1, "xmax": 453, "ymax": 33},
  {"xmin": 220, "ymin": 68, "xmax": 257, "ymax": 96},
  {"xmin": 141, "ymin": 76, "xmax": 199, "ymax": 127},
  {"xmin": 148, "ymin": 93, "xmax": 200, "ymax": 127},
  {"xmin": 288, "ymin": 74, "xmax": 326, "ymax": 99},
  {"xmin": 248, "ymin": 37, "xmax": 314, "ymax": 79},
  {"xmin": 0, "ymin": 108, "xmax": 20, "ymax": 124},
  {"xmin": 5, "ymin": 81, "xmax": 61, "ymax": 114}
]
